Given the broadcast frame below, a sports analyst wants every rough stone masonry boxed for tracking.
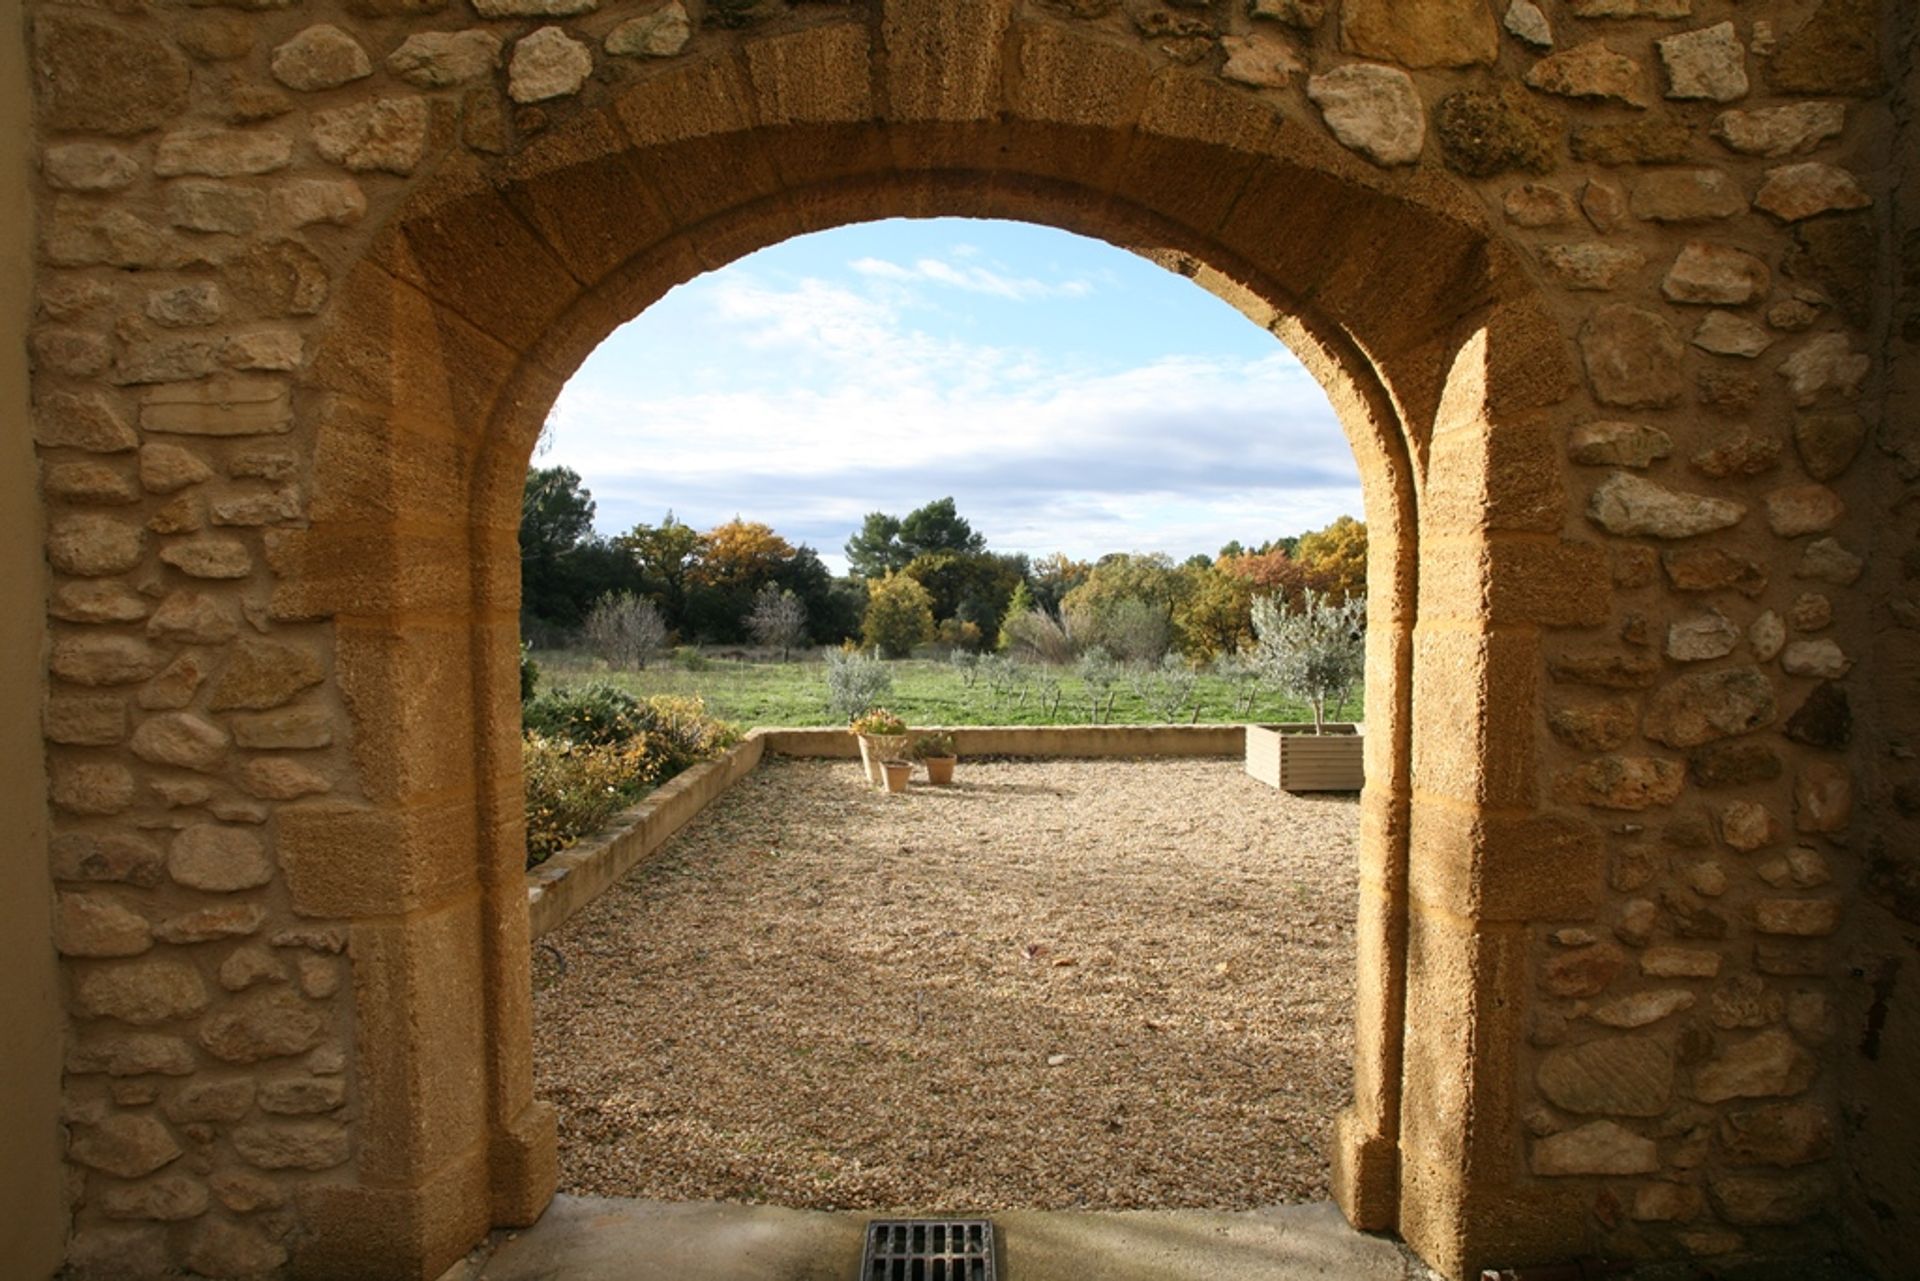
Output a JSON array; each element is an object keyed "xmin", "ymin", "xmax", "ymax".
[{"xmin": 17, "ymin": 1, "xmax": 1918, "ymax": 1279}]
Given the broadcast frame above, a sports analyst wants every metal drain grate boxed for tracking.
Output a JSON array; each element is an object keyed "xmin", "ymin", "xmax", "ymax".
[{"xmin": 860, "ymin": 1218, "xmax": 997, "ymax": 1281}]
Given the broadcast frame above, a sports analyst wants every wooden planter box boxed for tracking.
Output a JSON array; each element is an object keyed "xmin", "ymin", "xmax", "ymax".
[{"xmin": 1245, "ymin": 723, "xmax": 1364, "ymax": 792}]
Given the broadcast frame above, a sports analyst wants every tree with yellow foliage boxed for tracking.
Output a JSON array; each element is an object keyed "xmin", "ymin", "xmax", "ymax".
[{"xmin": 861, "ymin": 572, "xmax": 936, "ymax": 658}]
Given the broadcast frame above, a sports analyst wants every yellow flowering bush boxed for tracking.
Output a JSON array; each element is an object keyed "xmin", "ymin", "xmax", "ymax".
[{"xmin": 521, "ymin": 689, "xmax": 738, "ymax": 867}]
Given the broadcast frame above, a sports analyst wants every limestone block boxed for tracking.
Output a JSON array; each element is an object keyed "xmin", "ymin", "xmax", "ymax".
[
  {"xmin": 260, "ymin": 1077, "xmax": 347, "ymax": 1115},
  {"xmin": 46, "ymin": 462, "xmax": 140, "ymax": 506},
  {"xmin": 69, "ymin": 1114, "xmax": 182, "ymax": 1179},
  {"xmin": 1753, "ymin": 898, "xmax": 1843, "ymax": 937},
  {"xmin": 1642, "ymin": 947, "xmax": 1722, "ymax": 978},
  {"xmin": 1591, "ymin": 989, "xmax": 1696, "ymax": 1029},
  {"xmin": 1340, "ymin": 0, "xmax": 1496, "ymax": 68},
  {"xmin": 154, "ymin": 904, "xmax": 269, "ymax": 945},
  {"xmin": 1555, "ymin": 756, "xmax": 1686, "ymax": 809},
  {"xmin": 165, "ymin": 181, "xmax": 266, "ymax": 235},
  {"xmin": 231, "ymin": 1119, "xmax": 351, "ymax": 1169},
  {"xmin": 1533, "ymin": 1119, "xmax": 1659, "ymax": 1175},
  {"xmin": 130, "ymin": 712, "xmax": 231, "ymax": 772},
  {"xmin": 1538, "ymin": 1035, "xmax": 1674, "ymax": 1115},
  {"xmin": 1666, "ymin": 609, "xmax": 1738, "ymax": 662},
  {"xmin": 46, "ymin": 695, "xmax": 129, "ymax": 747},
  {"xmin": 51, "ymin": 582, "xmax": 150, "ymax": 625},
  {"xmin": 232, "ymin": 707, "xmax": 334, "ymax": 750},
  {"xmin": 34, "ymin": 13, "xmax": 191, "ymax": 136},
  {"xmin": 1792, "ymin": 412, "xmax": 1865, "ymax": 480},
  {"xmin": 200, "ymin": 989, "xmax": 329, "ymax": 1063},
  {"xmin": 1547, "ymin": 699, "xmax": 1634, "ymax": 750},
  {"xmin": 98, "ymin": 1174, "xmax": 209, "ymax": 1222},
  {"xmin": 219, "ymin": 947, "xmax": 289, "ymax": 992},
  {"xmin": 1713, "ymin": 102, "xmax": 1845, "ymax": 157},
  {"xmin": 169, "ymin": 825, "xmax": 274, "ymax": 892},
  {"xmin": 35, "ymin": 392, "xmax": 138, "ymax": 453},
  {"xmin": 1580, "ymin": 305, "xmax": 1684, "ymax": 407},
  {"xmin": 48, "ymin": 515, "xmax": 145, "ymax": 577},
  {"xmin": 1305, "ymin": 64, "xmax": 1423, "ymax": 166},
  {"xmin": 271, "ymin": 178, "xmax": 367, "ymax": 228},
  {"xmin": 208, "ymin": 639, "xmax": 325, "ymax": 711},
  {"xmin": 1643, "ymin": 667, "xmax": 1776, "ymax": 748},
  {"xmin": 1568, "ymin": 420, "xmax": 1670, "ymax": 468},
  {"xmin": 270, "ymin": 25, "xmax": 372, "ymax": 91},
  {"xmin": 1587, "ymin": 473, "xmax": 1745, "ymax": 539},
  {"xmin": 141, "ymin": 375, "xmax": 293, "ymax": 437},
  {"xmin": 158, "ymin": 537, "xmax": 253, "ymax": 580},
  {"xmin": 1503, "ymin": 1, "xmax": 1551, "ymax": 49},
  {"xmin": 1540, "ymin": 242, "xmax": 1645, "ymax": 290},
  {"xmin": 605, "ymin": 5, "xmax": 690, "ymax": 59},
  {"xmin": 389, "ymin": 30, "xmax": 504, "ymax": 88},
  {"xmin": 52, "ymin": 832, "xmax": 166, "ymax": 888},
  {"xmin": 1779, "ymin": 334, "xmax": 1868, "ymax": 406},
  {"xmin": 1658, "ymin": 23, "xmax": 1747, "ymax": 102},
  {"xmin": 1662, "ymin": 242, "xmax": 1769, "ymax": 305},
  {"xmin": 75, "ymin": 960, "xmax": 211, "ymax": 1026},
  {"xmin": 510, "ymin": 27, "xmax": 594, "ymax": 104},
  {"xmin": 1690, "ymin": 433, "xmax": 1782, "ymax": 478},
  {"xmin": 1220, "ymin": 32, "xmax": 1303, "ymax": 89},
  {"xmin": 1692, "ymin": 1028, "xmax": 1816, "ymax": 1102},
  {"xmin": 1755, "ymin": 162, "xmax": 1871, "ymax": 223},
  {"xmin": 1525, "ymin": 41, "xmax": 1648, "ymax": 107},
  {"xmin": 1692, "ymin": 312, "xmax": 1772, "ymax": 358},
  {"xmin": 154, "ymin": 130, "xmax": 295, "ymax": 178},
  {"xmin": 311, "ymin": 98, "xmax": 431, "ymax": 175},
  {"xmin": 1795, "ymin": 537, "xmax": 1862, "ymax": 585},
  {"xmin": 67, "ymin": 1034, "xmax": 196, "ymax": 1077},
  {"xmin": 52, "ymin": 762, "xmax": 137, "ymax": 816},
  {"xmin": 56, "ymin": 893, "xmax": 154, "ymax": 958},
  {"xmin": 45, "ymin": 144, "xmax": 141, "ymax": 193},
  {"xmin": 1503, "ymin": 183, "xmax": 1575, "ymax": 226}
]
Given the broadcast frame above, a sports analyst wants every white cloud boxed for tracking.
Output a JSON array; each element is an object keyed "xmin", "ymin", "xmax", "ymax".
[
  {"xmin": 547, "ymin": 252, "xmax": 1360, "ymax": 572},
  {"xmin": 849, "ymin": 254, "xmax": 1094, "ymax": 302}
]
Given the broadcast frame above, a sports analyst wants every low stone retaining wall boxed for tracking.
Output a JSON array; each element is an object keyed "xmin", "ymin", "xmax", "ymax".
[{"xmin": 525, "ymin": 724, "xmax": 1245, "ymax": 938}]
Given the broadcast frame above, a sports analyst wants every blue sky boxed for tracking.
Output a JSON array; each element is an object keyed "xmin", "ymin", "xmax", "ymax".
[{"xmin": 547, "ymin": 218, "xmax": 1362, "ymax": 574}]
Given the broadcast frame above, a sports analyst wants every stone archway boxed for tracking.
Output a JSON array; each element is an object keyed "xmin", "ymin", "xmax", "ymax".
[
  {"xmin": 31, "ymin": 4, "xmax": 1895, "ymax": 1280},
  {"xmin": 276, "ymin": 23, "xmax": 1593, "ymax": 1279}
]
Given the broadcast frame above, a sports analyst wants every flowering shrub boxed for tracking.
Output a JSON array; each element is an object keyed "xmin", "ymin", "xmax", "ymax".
[{"xmin": 522, "ymin": 687, "xmax": 737, "ymax": 866}]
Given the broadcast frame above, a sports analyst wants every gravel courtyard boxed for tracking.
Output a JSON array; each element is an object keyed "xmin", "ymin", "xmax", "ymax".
[{"xmin": 531, "ymin": 756, "xmax": 1359, "ymax": 1212}]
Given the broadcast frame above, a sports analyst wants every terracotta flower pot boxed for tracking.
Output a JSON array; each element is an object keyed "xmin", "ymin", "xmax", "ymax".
[
  {"xmin": 881, "ymin": 759, "xmax": 913, "ymax": 794},
  {"xmin": 858, "ymin": 733, "xmax": 910, "ymax": 786},
  {"xmin": 923, "ymin": 755, "xmax": 956, "ymax": 785}
]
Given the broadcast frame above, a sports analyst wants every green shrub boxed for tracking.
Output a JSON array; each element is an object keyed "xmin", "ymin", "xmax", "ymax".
[
  {"xmin": 825, "ymin": 648, "xmax": 892, "ymax": 721},
  {"xmin": 523, "ymin": 681, "xmax": 645, "ymax": 747},
  {"xmin": 520, "ymin": 642, "xmax": 540, "ymax": 703},
  {"xmin": 862, "ymin": 572, "xmax": 936, "ymax": 658}
]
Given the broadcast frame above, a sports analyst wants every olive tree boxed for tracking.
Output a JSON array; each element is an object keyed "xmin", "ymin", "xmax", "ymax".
[{"xmin": 1249, "ymin": 588, "xmax": 1366, "ymax": 733}]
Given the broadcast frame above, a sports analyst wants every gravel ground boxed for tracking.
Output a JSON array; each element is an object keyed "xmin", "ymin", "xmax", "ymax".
[{"xmin": 531, "ymin": 757, "xmax": 1359, "ymax": 1212}]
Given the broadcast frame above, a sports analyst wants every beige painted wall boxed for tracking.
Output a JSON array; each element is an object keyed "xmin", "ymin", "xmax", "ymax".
[{"xmin": 0, "ymin": 0, "xmax": 68, "ymax": 1275}]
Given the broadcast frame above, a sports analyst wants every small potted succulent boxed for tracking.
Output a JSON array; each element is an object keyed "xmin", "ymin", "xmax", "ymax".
[
  {"xmin": 912, "ymin": 731, "xmax": 957, "ymax": 785},
  {"xmin": 850, "ymin": 707, "xmax": 910, "ymax": 787},
  {"xmin": 880, "ymin": 757, "xmax": 914, "ymax": 794}
]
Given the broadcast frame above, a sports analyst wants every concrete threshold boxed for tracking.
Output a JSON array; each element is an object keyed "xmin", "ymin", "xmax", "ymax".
[{"xmin": 440, "ymin": 1195, "xmax": 1434, "ymax": 1281}]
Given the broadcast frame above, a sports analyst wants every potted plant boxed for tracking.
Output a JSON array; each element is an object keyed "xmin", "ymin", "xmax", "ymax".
[
  {"xmin": 1245, "ymin": 588, "xmax": 1367, "ymax": 792},
  {"xmin": 850, "ymin": 707, "xmax": 910, "ymax": 787},
  {"xmin": 912, "ymin": 731, "xmax": 957, "ymax": 785},
  {"xmin": 880, "ymin": 757, "xmax": 914, "ymax": 794}
]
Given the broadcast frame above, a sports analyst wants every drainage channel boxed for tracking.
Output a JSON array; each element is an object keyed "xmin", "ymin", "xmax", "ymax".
[{"xmin": 860, "ymin": 1219, "xmax": 998, "ymax": 1281}]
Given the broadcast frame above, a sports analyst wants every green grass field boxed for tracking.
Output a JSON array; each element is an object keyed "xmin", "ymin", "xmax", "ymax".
[{"xmin": 531, "ymin": 648, "xmax": 1362, "ymax": 730}]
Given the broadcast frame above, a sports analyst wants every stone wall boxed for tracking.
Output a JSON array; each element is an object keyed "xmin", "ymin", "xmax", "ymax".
[
  {"xmin": 2, "ymin": 0, "xmax": 70, "ymax": 1271},
  {"xmin": 18, "ymin": 0, "xmax": 1909, "ymax": 1278}
]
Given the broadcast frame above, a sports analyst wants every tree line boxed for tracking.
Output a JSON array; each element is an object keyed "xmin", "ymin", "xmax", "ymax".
[{"xmin": 520, "ymin": 465, "xmax": 1366, "ymax": 662}]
